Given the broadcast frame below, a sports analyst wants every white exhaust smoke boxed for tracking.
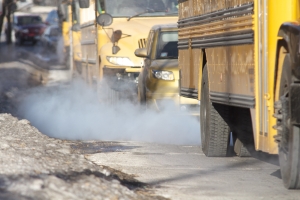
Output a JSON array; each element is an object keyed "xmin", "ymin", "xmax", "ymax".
[{"xmin": 17, "ymin": 79, "xmax": 200, "ymax": 145}]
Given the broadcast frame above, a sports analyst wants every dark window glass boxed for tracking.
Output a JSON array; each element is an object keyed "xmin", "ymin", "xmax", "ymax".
[
  {"xmin": 18, "ymin": 16, "xmax": 42, "ymax": 25},
  {"xmin": 156, "ymin": 31, "xmax": 178, "ymax": 59}
]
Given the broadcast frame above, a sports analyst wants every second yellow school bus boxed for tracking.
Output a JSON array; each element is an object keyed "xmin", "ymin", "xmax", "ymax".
[{"xmin": 75, "ymin": 0, "xmax": 178, "ymax": 100}]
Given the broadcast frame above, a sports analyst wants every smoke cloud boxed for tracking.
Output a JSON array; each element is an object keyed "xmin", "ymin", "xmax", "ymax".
[{"xmin": 17, "ymin": 79, "xmax": 200, "ymax": 145}]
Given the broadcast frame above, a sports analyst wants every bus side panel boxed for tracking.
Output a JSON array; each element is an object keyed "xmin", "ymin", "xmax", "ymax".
[
  {"xmin": 192, "ymin": 0, "xmax": 255, "ymax": 17},
  {"xmin": 179, "ymin": 0, "xmax": 194, "ymax": 20},
  {"xmin": 72, "ymin": 31, "xmax": 82, "ymax": 68},
  {"xmin": 179, "ymin": 49, "xmax": 191, "ymax": 89},
  {"xmin": 267, "ymin": 0, "xmax": 300, "ymax": 154},
  {"xmin": 78, "ymin": 0, "xmax": 97, "ymax": 85},
  {"xmin": 81, "ymin": 23, "xmax": 97, "ymax": 85},
  {"xmin": 193, "ymin": 49, "xmax": 202, "ymax": 99},
  {"xmin": 206, "ymin": 45, "xmax": 254, "ymax": 96},
  {"xmin": 179, "ymin": 48, "xmax": 202, "ymax": 99}
]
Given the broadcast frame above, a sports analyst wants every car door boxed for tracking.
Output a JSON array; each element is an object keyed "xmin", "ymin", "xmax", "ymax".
[{"xmin": 139, "ymin": 30, "xmax": 155, "ymax": 98}]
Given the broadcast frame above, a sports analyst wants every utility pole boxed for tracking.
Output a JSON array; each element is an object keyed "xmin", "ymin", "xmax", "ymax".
[
  {"xmin": 0, "ymin": 0, "xmax": 17, "ymax": 44},
  {"xmin": 0, "ymin": 0, "xmax": 6, "ymax": 41}
]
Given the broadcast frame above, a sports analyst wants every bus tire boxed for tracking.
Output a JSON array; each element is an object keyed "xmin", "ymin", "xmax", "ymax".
[
  {"xmin": 276, "ymin": 53, "xmax": 300, "ymax": 189},
  {"xmin": 232, "ymin": 107, "xmax": 253, "ymax": 157},
  {"xmin": 234, "ymin": 137, "xmax": 251, "ymax": 157},
  {"xmin": 200, "ymin": 64, "xmax": 230, "ymax": 157}
]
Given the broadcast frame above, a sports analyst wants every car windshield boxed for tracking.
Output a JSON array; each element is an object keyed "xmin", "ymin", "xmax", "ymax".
[
  {"xmin": 156, "ymin": 31, "xmax": 178, "ymax": 59},
  {"xmin": 103, "ymin": 0, "xmax": 178, "ymax": 17},
  {"xmin": 18, "ymin": 16, "xmax": 42, "ymax": 25}
]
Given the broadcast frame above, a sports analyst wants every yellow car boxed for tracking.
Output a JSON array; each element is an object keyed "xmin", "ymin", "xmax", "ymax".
[{"xmin": 135, "ymin": 23, "xmax": 199, "ymax": 114}]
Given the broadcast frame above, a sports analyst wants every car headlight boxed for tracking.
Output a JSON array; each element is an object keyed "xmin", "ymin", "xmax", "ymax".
[
  {"xmin": 21, "ymin": 29, "xmax": 29, "ymax": 33},
  {"xmin": 152, "ymin": 70, "xmax": 174, "ymax": 80},
  {"xmin": 106, "ymin": 56, "xmax": 134, "ymax": 66}
]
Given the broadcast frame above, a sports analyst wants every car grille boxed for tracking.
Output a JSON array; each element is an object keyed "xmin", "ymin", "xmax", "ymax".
[
  {"xmin": 29, "ymin": 28, "xmax": 40, "ymax": 34},
  {"xmin": 138, "ymin": 38, "xmax": 147, "ymax": 48}
]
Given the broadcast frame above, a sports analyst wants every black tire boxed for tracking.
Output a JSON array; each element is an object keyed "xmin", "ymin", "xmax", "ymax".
[
  {"xmin": 200, "ymin": 64, "xmax": 230, "ymax": 157},
  {"xmin": 231, "ymin": 107, "xmax": 254, "ymax": 157},
  {"xmin": 276, "ymin": 53, "xmax": 300, "ymax": 189}
]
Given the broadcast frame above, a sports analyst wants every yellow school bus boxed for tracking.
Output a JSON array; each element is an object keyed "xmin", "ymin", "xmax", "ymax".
[
  {"xmin": 57, "ymin": 0, "xmax": 82, "ymax": 70},
  {"xmin": 76, "ymin": 0, "xmax": 178, "ymax": 100},
  {"xmin": 178, "ymin": 0, "xmax": 300, "ymax": 189},
  {"xmin": 57, "ymin": 0, "xmax": 71, "ymax": 67}
]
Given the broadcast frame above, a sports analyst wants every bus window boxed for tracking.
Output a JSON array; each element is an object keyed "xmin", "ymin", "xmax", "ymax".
[
  {"xmin": 97, "ymin": 0, "xmax": 105, "ymax": 14},
  {"xmin": 103, "ymin": 0, "xmax": 178, "ymax": 17}
]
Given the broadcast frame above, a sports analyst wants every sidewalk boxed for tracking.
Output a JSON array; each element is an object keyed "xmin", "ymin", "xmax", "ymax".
[
  {"xmin": 18, "ymin": 46, "xmax": 72, "ymax": 86},
  {"xmin": 0, "ymin": 41, "xmax": 72, "ymax": 87}
]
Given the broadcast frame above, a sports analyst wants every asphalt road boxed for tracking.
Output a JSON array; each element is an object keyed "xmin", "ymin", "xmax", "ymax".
[
  {"xmin": 0, "ymin": 42, "xmax": 165, "ymax": 199},
  {"xmin": 86, "ymin": 141, "xmax": 300, "ymax": 200},
  {"xmin": 1, "ymin": 39, "xmax": 300, "ymax": 199}
]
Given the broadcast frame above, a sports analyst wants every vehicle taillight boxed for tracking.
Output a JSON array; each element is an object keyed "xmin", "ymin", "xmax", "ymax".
[{"xmin": 40, "ymin": 27, "xmax": 46, "ymax": 34}]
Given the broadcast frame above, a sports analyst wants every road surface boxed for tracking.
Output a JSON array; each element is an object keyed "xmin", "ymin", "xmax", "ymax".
[{"xmin": 86, "ymin": 141, "xmax": 300, "ymax": 199}]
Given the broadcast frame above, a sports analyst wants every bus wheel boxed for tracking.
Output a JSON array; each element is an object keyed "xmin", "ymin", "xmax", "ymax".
[
  {"xmin": 275, "ymin": 53, "xmax": 300, "ymax": 189},
  {"xmin": 200, "ymin": 64, "xmax": 230, "ymax": 157},
  {"xmin": 232, "ymin": 108, "xmax": 253, "ymax": 157}
]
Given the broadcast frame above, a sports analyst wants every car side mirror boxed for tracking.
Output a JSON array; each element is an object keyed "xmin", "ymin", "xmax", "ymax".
[
  {"xmin": 134, "ymin": 48, "xmax": 148, "ymax": 58},
  {"xmin": 96, "ymin": 14, "xmax": 113, "ymax": 27},
  {"xmin": 112, "ymin": 45, "xmax": 120, "ymax": 54}
]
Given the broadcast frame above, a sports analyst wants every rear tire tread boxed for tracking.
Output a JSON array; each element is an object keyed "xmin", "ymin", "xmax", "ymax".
[{"xmin": 201, "ymin": 65, "xmax": 230, "ymax": 157}]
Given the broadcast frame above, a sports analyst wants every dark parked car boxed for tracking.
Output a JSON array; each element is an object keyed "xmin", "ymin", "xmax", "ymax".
[
  {"xmin": 40, "ymin": 25, "xmax": 60, "ymax": 51},
  {"xmin": 12, "ymin": 13, "xmax": 46, "ymax": 45}
]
